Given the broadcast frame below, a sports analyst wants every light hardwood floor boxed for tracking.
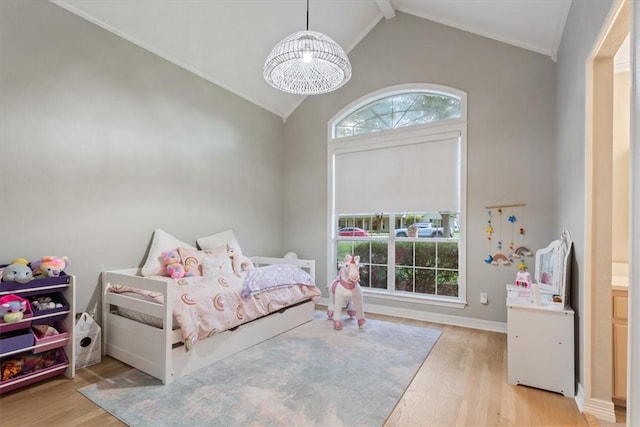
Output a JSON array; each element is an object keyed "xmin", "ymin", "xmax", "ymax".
[{"xmin": 1, "ymin": 312, "xmax": 592, "ymax": 426}]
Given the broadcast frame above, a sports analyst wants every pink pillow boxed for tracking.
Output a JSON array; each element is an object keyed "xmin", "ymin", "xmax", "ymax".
[{"xmin": 177, "ymin": 245, "xmax": 233, "ymax": 277}]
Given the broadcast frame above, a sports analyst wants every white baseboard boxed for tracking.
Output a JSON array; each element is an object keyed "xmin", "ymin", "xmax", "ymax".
[
  {"xmin": 317, "ymin": 297, "xmax": 507, "ymax": 333},
  {"xmin": 578, "ymin": 383, "xmax": 617, "ymax": 424}
]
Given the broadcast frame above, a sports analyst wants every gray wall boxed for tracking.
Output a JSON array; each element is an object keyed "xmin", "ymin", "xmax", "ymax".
[
  {"xmin": 0, "ymin": 0, "xmax": 286, "ymax": 312},
  {"xmin": 555, "ymin": 0, "xmax": 616, "ymax": 402},
  {"xmin": 283, "ymin": 12, "xmax": 557, "ymax": 323}
]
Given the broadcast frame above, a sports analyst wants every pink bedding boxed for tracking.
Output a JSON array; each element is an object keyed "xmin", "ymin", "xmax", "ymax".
[{"xmin": 108, "ymin": 268, "xmax": 321, "ymax": 350}]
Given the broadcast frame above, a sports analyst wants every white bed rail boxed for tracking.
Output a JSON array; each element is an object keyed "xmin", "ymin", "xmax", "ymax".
[{"xmin": 102, "ymin": 268, "xmax": 174, "ymax": 382}]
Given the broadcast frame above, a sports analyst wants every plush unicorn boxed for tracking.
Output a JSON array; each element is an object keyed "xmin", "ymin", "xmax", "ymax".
[
  {"xmin": 227, "ymin": 247, "xmax": 255, "ymax": 277},
  {"xmin": 327, "ymin": 254, "xmax": 366, "ymax": 330}
]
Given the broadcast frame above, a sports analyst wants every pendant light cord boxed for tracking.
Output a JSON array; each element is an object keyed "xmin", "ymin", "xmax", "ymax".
[{"xmin": 306, "ymin": 0, "xmax": 309, "ymax": 31}]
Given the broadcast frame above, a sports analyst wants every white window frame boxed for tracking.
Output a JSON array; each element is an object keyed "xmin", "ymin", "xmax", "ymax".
[{"xmin": 327, "ymin": 84, "xmax": 468, "ymax": 308}]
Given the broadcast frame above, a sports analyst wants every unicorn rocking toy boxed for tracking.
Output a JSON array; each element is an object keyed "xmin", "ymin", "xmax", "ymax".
[{"xmin": 327, "ymin": 254, "xmax": 366, "ymax": 330}]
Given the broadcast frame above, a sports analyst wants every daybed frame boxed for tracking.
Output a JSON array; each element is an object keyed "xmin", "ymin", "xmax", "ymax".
[{"xmin": 101, "ymin": 257, "xmax": 316, "ymax": 384}]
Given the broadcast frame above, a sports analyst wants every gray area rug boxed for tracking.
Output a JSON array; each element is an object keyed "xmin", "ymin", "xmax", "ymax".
[{"xmin": 78, "ymin": 312, "xmax": 441, "ymax": 427}]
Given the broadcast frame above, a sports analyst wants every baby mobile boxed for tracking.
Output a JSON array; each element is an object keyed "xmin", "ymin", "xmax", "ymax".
[{"xmin": 484, "ymin": 203, "xmax": 533, "ymax": 267}]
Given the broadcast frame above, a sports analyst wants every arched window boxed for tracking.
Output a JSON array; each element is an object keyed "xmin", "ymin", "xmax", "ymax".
[
  {"xmin": 333, "ymin": 89, "xmax": 463, "ymax": 139},
  {"xmin": 328, "ymin": 84, "xmax": 467, "ymax": 308}
]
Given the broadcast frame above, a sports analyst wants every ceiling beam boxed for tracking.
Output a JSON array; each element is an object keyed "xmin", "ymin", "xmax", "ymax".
[{"xmin": 375, "ymin": 0, "xmax": 396, "ymax": 19}]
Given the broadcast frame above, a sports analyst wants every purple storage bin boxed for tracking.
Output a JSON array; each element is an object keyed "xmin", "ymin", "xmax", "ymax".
[
  {"xmin": 0, "ymin": 266, "xmax": 70, "ymax": 293},
  {"xmin": 29, "ymin": 293, "xmax": 69, "ymax": 326},
  {"xmin": 0, "ymin": 328, "xmax": 34, "ymax": 354}
]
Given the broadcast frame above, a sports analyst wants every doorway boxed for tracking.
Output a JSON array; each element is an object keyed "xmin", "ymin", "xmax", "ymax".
[{"xmin": 585, "ymin": 0, "xmax": 630, "ymax": 423}]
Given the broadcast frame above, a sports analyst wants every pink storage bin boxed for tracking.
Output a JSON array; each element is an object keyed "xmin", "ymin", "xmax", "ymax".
[
  {"xmin": 0, "ymin": 348, "xmax": 69, "ymax": 395},
  {"xmin": 0, "ymin": 302, "xmax": 33, "ymax": 334},
  {"xmin": 32, "ymin": 321, "xmax": 70, "ymax": 353}
]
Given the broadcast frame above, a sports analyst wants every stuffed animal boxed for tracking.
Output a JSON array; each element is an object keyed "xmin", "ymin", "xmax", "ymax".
[
  {"xmin": 1, "ymin": 262, "xmax": 34, "ymax": 283},
  {"xmin": 0, "ymin": 296, "xmax": 28, "ymax": 323},
  {"xmin": 327, "ymin": 254, "xmax": 366, "ymax": 330},
  {"xmin": 159, "ymin": 250, "xmax": 185, "ymax": 279},
  {"xmin": 12, "ymin": 258, "xmax": 29, "ymax": 266},
  {"xmin": 201, "ymin": 255, "xmax": 233, "ymax": 278},
  {"xmin": 32, "ymin": 256, "xmax": 69, "ymax": 278},
  {"xmin": 166, "ymin": 263, "xmax": 186, "ymax": 279},
  {"xmin": 227, "ymin": 247, "xmax": 254, "ymax": 277}
]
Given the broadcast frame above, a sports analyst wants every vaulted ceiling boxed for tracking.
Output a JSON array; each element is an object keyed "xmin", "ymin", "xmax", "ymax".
[{"xmin": 51, "ymin": 0, "xmax": 573, "ymax": 120}]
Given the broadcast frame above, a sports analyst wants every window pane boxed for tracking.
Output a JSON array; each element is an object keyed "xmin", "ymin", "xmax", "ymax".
[
  {"xmin": 353, "ymin": 241, "xmax": 370, "ymax": 263},
  {"xmin": 437, "ymin": 270, "xmax": 459, "ymax": 297},
  {"xmin": 337, "ymin": 241, "xmax": 354, "ymax": 262},
  {"xmin": 396, "ymin": 109, "xmax": 428, "ymax": 128},
  {"xmin": 335, "ymin": 126, "xmax": 353, "ymax": 138},
  {"xmin": 392, "ymin": 94, "xmax": 417, "ymax": 113},
  {"xmin": 395, "ymin": 242, "xmax": 413, "ymax": 266},
  {"xmin": 438, "ymin": 242, "xmax": 459, "ymax": 269},
  {"xmin": 371, "ymin": 266, "xmax": 387, "ymax": 289},
  {"xmin": 395, "ymin": 267, "xmax": 413, "ymax": 292},
  {"xmin": 360, "ymin": 264, "xmax": 370, "ymax": 288},
  {"xmin": 357, "ymin": 116, "xmax": 390, "ymax": 132},
  {"xmin": 415, "ymin": 269, "xmax": 436, "ymax": 294},
  {"xmin": 370, "ymin": 99, "xmax": 392, "ymax": 116},
  {"xmin": 350, "ymin": 108, "xmax": 376, "ymax": 124},
  {"xmin": 415, "ymin": 241, "xmax": 436, "ymax": 267},
  {"xmin": 334, "ymin": 91, "xmax": 462, "ymax": 139},
  {"xmin": 371, "ymin": 241, "xmax": 388, "ymax": 264}
]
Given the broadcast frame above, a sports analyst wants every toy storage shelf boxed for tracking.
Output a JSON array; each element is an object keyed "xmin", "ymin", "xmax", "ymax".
[{"xmin": 0, "ymin": 274, "xmax": 75, "ymax": 395}]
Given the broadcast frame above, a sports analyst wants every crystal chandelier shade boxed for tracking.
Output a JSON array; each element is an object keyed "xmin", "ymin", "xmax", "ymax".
[{"xmin": 263, "ymin": 28, "xmax": 351, "ymax": 95}]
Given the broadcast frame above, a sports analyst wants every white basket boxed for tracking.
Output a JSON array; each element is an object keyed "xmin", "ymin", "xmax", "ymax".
[{"xmin": 74, "ymin": 312, "xmax": 101, "ymax": 369}]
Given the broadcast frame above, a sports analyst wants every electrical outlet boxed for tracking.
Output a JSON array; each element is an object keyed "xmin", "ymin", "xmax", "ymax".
[{"xmin": 480, "ymin": 292, "xmax": 488, "ymax": 305}]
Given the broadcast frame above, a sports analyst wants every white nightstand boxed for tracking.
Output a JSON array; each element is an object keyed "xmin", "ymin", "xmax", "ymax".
[{"xmin": 506, "ymin": 296, "xmax": 575, "ymax": 397}]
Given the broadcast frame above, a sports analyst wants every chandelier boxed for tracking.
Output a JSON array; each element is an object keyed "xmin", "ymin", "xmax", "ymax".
[{"xmin": 263, "ymin": 0, "xmax": 352, "ymax": 95}]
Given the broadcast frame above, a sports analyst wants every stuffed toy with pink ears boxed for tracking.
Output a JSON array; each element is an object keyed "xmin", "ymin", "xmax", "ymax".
[
  {"xmin": 31, "ymin": 256, "xmax": 69, "ymax": 278},
  {"xmin": 159, "ymin": 250, "xmax": 185, "ymax": 279},
  {"xmin": 227, "ymin": 247, "xmax": 254, "ymax": 277}
]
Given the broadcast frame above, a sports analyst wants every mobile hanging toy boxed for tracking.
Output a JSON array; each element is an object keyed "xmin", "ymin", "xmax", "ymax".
[{"xmin": 483, "ymin": 203, "xmax": 531, "ymax": 266}]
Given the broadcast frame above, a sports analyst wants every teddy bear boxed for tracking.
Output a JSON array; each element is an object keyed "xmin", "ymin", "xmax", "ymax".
[
  {"xmin": 1, "ymin": 261, "xmax": 34, "ymax": 283},
  {"xmin": 159, "ymin": 250, "xmax": 185, "ymax": 279},
  {"xmin": 227, "ymin": 247, "xmax": 255, "ymax": 277},
  {"xmin": 31, "ymin": 256, "xmax": 69, "ymax": 278}
]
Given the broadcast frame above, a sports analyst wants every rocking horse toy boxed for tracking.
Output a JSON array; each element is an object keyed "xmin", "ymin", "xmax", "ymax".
[{"xmin": 327, "ymin": 254, "xmax": 366, "ymax": 330}]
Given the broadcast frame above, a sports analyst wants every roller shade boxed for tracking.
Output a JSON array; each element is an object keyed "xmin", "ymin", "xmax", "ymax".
[{"xmin": 333, "ymin": 135, "xmax": 460, "ymax": 214}]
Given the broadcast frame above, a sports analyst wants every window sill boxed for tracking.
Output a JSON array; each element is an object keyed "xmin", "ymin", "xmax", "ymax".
[{"xmin": 362, "ymin": 288, "xmax": 467, "ymax": 309}]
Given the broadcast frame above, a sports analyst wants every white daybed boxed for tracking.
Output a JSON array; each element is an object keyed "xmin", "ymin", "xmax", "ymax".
[{"xmin": 102, "ymin": 256, "xmax": 317, "ymax": 384}]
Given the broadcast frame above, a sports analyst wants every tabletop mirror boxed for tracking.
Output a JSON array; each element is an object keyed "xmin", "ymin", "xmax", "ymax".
[{"xmin": 534, "ymin": 230, "xmax": 573, "ymax": 306}]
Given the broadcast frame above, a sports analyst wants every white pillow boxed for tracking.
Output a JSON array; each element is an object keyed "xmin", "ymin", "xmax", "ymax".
[
  {"xmin": 196, "ymin": 229, "xmax": 242, "ymax": 253},
  {"xmin": 140, "ymin": 229, "xmax": 195, "ymax": 277}
]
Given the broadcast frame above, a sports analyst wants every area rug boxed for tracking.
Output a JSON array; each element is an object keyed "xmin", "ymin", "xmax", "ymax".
[{"xmin": 78, "ymin": 312, "xmax": 441, "ymax": 427}]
